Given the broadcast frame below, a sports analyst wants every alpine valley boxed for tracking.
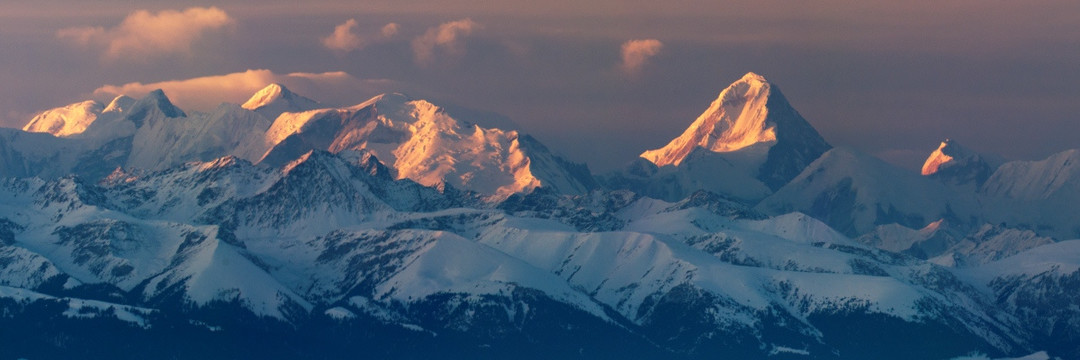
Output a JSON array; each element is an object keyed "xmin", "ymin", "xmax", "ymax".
[{"xmin": 0, "ymin": 72, "xmax": 1075, "ymax": 359}]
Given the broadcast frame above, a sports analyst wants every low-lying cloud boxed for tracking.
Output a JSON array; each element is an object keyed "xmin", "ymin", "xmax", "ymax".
[
  {"xmin": 57, "ymin": 7, "xmax": 233, "ymax": 61},
  {"xmin": 619, "ymin": 39, "xmax": 663, "ymax": 75},
  {"xmin": 92, "ymin": 69, "xmax": 396, "ymax": 111},
  {"xmin": 322, "ymin": 19, "xmax": 400, "ymax": 52},
  {"xmin": 412, "ymin": 18, "xmax": 483, "ymax": 66}
]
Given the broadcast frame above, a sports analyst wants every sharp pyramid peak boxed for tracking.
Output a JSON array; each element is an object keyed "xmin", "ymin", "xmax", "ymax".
[
  {"xmin": 640, "ymin": 72, "xmax": 779, "ymax": 167},
  {"xmin": 636, "ymin": 71, "xmax": 830, "ymax": 191},
  {"xmin": 146, "ymin": 89, "xmax": 170, "ymax": 101},
  {"xmin": 136, "ymin": 89, "xmax": 186, "ymax": 118}
]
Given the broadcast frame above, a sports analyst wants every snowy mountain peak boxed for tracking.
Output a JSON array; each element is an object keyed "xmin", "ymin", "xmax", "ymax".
[
  {"xmin": 128, "ymin": 89, "xmax": 186, "ymax": 122},
  {"xmin": 367, "ymin": 92, "xmax": 411, "ymax": 112},
  {"xmin": 22, "ymin": 100, "xmax": 104, "ymax": 137},
  {"xmin": 242, "ymin": 83, "xmax": 288, "ymax": 110},
  {"xmin": 922, "ymin": 139, "xmax": 969, "ymax": 176},
  {"xmin": 921, "ymin": 138, "xmax": 996, "ymax": 188},
  {"xmin": 739, "ymin": 71, "xmax": 767, "ymax": 83},
  {"xmin": 254, "ymin": 92, "xmax": 594, "ymax": 198},
  {"xmin": 104, "ymin": 95, "xmax": 136, "ymax": 114},
  {"xmin": 982, "ymin": 149, "xmax": 1080, "ymax": 202},
  {"xmin": 242, "ymin": 83, "xmax": 320, "ymax": 120},
  {"xmin": 640, "ymin": 72, "xmax": 777, "ymax": 167},
  {"xmin": 622, "ymin": 72, "xmax": 830, "ymax": 196}
]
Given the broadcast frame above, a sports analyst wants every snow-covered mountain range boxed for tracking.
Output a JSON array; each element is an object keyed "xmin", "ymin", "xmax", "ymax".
[{"xmin": 1, "ymin": 73, "xmax": 1077, "ymax": 359}]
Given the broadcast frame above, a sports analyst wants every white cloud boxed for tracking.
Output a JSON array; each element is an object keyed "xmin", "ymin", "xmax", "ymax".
[
  {"xmin": 322, "ymin": 19, "xmax": 400, "ymax": 52},
  {"xmin": 92, "ymin": 69, "xmax": 396, "ymax": 111},
  {"xmin": 322, "ymin": 19, "xmax": 364, "ymax": 52},
  {"xmin": 411, "ymin": 18, "xmax": 483, "ymax": 66},
  {"xmin": 57, "ymin": 7, "xmax": 233, "ymax": 61},
  {"xmin": 380, "ymin": 23, "xmax": 400, "ymax": 38},
  {"xmin": 619, "ymin": 39, "xmax": 663, "ymax": 75}
]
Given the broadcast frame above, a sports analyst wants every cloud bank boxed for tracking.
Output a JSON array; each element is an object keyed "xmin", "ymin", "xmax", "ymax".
[
  {"xmin": 57, "ymin": 7, "xmax": 233, "ymax": 61},
  {"xmin": 619, "ymin": 39, "xmax": 663, "ymax": 75},
  {"xmin": 412, "ymin": 18, "xmax": 482, "ymax": 65},
  {"xmin": 92, "ymin": 69, "xmax": 395, "ymax": 111},
  {"xmin": 322, "ymin": 19, "xmax": 400, "ymax": 52}
]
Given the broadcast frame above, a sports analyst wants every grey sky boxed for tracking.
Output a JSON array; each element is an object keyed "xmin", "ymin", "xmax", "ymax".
[{"xmin": 2, "ymin": 1, "xmax": 1079, "ymax": 172}]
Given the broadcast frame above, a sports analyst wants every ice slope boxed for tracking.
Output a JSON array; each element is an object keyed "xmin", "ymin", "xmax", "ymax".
[
  {"xmin": 21, "ymin": 100, "xmax": 103, "ymax": 137},
  {"xmin": 978, "ymin": 149, "xmax": 1080, "ymax": 239},
  {"xmin": 134, "ymin": 224, "xmax": 314, "ymax": 319},
  {"xmin": 126, "ymin": 93, "xmax": 271, "ymax": 170},
  {"xmin": 20, "ymin": 95, "xmax": 135, "ymax": 142},
  {"xmin": 230, "ymin": 226, "xmax": 614, "ymax": 326},
  {"xmin": 605, "ymin": 146, "xmax": 776, "ymax": 202},
  {"xmin": 241, "ymin": 83, "xmax": 321, "ymax": 120},
  {"xmin": 757, "ymin": 147, "xmax": 976, "ymax": 236},
  {"xmin": 372, "ymin": 230, "xmax": 613, "ymax": 321},
  {"xmin": 0, "ymin": 129, "xmax": 91, "ymax": 179},
  {"xmin": 981, "ymin": 149, "xmax": 1080, "ymax": 201}
]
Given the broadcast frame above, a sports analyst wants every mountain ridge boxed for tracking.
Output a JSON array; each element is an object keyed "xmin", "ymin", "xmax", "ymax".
[
  {"xmin": 2, "ymin": 72, "xmax": 1080, "ymax": 358},
  {"xmin": 11, "ymin": 87, "xmax": 595, "ymax": 199}
]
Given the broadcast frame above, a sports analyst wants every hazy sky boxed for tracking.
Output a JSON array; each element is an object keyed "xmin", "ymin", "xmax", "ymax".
[{"xmin": 2, "ymin": 1, "xmax": 1080, "ymax": 172}]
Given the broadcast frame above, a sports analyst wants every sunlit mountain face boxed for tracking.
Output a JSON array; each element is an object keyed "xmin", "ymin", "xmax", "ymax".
[{"xmin": 0, "ymin": 71, "xmax": 1076, "ymax": 360}]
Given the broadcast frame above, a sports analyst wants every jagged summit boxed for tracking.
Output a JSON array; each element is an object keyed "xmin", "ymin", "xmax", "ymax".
[
  {"xmin": 922, "ymin": 139, "xmax": 968, "ymax": 176},
  {"xmin": 242, "ymin": 83, "xmax": 320, "ymax": 120},
  {"xmin": 641, "ymin": 72, "xmax": 777, "ymax": 167},
  {"xmin": 921, "ymin": 138, "xmax": 995, "ymax": 187},
  {"xmin": 257, "ymin": 92, "xmax": 594, "ymax": 198}
]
